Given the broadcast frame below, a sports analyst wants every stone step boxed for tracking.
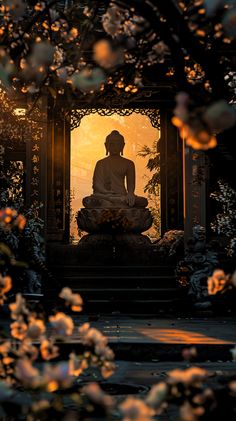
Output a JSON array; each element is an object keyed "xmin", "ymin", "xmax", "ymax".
[
  {"xmin": 51, "ymin": 276, "xmax": 177, "ymax": 289},
  {"xmin": 45, "ymin": 263, "xmax": 181, "ymax": 313},
  {"xmin": 57, "ymin": 287, "xmax": 178, "ymax": 292},
  {"xmin": 46, "ymin": 244, "xmax": 170, "ymax": 266},
  {"xmin": 49, "ymin": 265, "xmax": 176, "ymax": 276},
  {"xmin": 52, "ymin": 288, "xmax": 178, "ymax": 300},
  {"xmin": 77, "ymin": 299, "xmax": 178, "ymax": 314}
]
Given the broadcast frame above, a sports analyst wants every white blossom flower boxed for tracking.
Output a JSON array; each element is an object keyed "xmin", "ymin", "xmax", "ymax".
[
  {"xmin": 172, "ymin": 92, "xmax": 217, "ymax": 150},
  {"xmin": 71, "ymin": 68, "xmax": 106, "ymax": 92},
  {"xmin": 0, "ymin": 341, "xmax": 11, "ymax": 357},
  {"xmin": 9, "ymin": 293, "xmax": 29, "ymax": 320},
  {"xmin": 43, "ymin": 362, "xmax": 73, "ymax": 390},
  {"xmin": 17, "ymin": 339, "xmax": 38, "ymax": 361},
  {"xmin": 222, "ymin": 8, "xmax": 236, "ymax": 38},
  {"xmin": 93, "ymin": 40, "xmax": 124, "ymax": 69},
  {"xmin": 179, "ymin": 401, "xmax": 200, "ymax": 421},
  {"xmin": 3, "ymin": 0, "xmax": 26, "ymax": 18},
  {"xmin": 49, "ymin": 312, "xmax": 74, "ymax": 336},
  {"xmin": 229, "ymin": 380, "xmax": 236, "ymax": 395},
  {"xmin": 30, "ymin": 42, "xmax": 55, "ymax": 66},
  {"xmin": 167, "ymin": 367, "xmax": 208, "ymax": 385},
  {"xmin": 10, "ymin": 320, "xmax": 28, "ymax": 340},
  {"xmin": 27, "ymin": 318, "xmax": 45, "ymax": 340},
  {"xmin": 119, "ymin": 397, "xmax": 154, "ymax": 421},
  {"xmin": 152, "ymin": 41, "xmax": 169, "ymax": 63},
  {"xmin": 0, "ymin": 274, "xmax": 12, "ymax": 305},
  {"xmin": 59, "ymin": 287, "xmax": 83, "ymax": 312},
  {"xmin": 230, "ymin": 271, "xmax": 236, "ymax": 287},
  {"xmin": 207, "ymin": 269, "xmax": 227, "ymax": 295},
  {"xmin": 230, "ymin": 346, "xmax": 236, "ymax": 360},
  {"xmin": 83, "ymin": 382, "xmax": 115, "ymax": 408},
  {"xmin": 102, "ymin": 6, "xmax": 123, "ymax": 37},
  {"xmin": 123, "ymin": 15, "xmax": 149, "ymax": 36},
  {"xmin": 0, "ymin": 381, "xmax": 13, "ymax": 400},
  {"xmin": 40, "ymin": 338, "xmax": 59, "ymax": 361},
  {"xmin": 15, "ymin": 359, "xmax": 41, "ymax": 388},
  {"xmin": 95, "ymin": 344, "xmax": 114, "ymax": 361},
  {"xmin": 68, "ymin": 351, "xmax": 88, "ymax": 376},
  {"xmin": 101, "ymin": 360, "xmax": 116, "ymax": 378},
  {"xmin": 203, "ymin": 100, "xmax": 236, "ymax": 132},
  {"xmin": 79, "ymin": 323, "xmax": 107, "ymax": 347},
  {"xmin": 31, "ymin": 400, "xmax": 50, "ymax": 413},
  {"xmin": 204, "ymin": 0, "xmax": 233, "ymax": 16},
  {"xmin": 146, "ymin": 382, "xmax": 168, "ymax": 409}
]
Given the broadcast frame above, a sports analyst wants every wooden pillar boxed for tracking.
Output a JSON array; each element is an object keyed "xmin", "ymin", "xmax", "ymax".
[
  {"xmin": 183, "ymin": 146, "xmax": 207, "ymax": 243},
  {"xmin": 160, "ymin": 109, "xmax": 183, "ymax": 234},
  {"xmin": 46, "ymin": 106, "xmax": 70, "ymax": 242},
  {"xmin": 25, "ymin": 96, "xmax": 47, "ymax": 226}
]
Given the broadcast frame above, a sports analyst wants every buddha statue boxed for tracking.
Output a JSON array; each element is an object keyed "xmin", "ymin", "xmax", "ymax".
[{"xmin": 82, "ymin": 130, "xmax": 148, "ymax": 209}]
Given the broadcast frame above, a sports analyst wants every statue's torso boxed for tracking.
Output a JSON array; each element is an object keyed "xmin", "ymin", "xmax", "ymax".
[{"xmin": 94, "ymin": 156, "xmax": 133, "ymax": 195}]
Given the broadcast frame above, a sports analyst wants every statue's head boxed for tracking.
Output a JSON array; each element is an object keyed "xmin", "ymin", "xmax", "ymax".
[{"xmin": 105, "ymin": 130, "xmax": 125, "ymax": 156}]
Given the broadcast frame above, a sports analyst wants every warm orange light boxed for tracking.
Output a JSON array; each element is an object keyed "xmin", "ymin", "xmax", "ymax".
[
  {"xmin": 70, "ymin": 112, "xmax": 160, "ymax": 240},
  {"xmin": 138, "ymin": 328, "xmax": 232, "ymax": 344}
]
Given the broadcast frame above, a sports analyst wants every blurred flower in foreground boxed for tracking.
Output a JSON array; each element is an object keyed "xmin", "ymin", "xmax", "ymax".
[
  {"xmin": 0, "ymin": 274, "xmax": 12, "ymax": 305},
  {"xmin": 59, "ymin": 287, "xmax": 83, "ymax": 312},
  {"xmin": 182, "ymin": 346, "xmax": 198, "ymax": 361},
  {"xmin": 179, "ymin": 400, "xmax": 204, "ymax": 421},
  {"xmin": 204, "ymin": 0, "xmax": 234, "ymax": 17},
  {"xmin": 0, "ymin": 49, "xmax": 15, "ymax": 87},
  {"xmin": 204, "ymin": 100, "xmax": 236, "ymax": 131},
  {"xmin": 49, "ymin": 312, "xmax": 74, "ymax": 336},
  {"xmin": 223, "ymin": 7, "xmax": 236, "ymax": 38},
  {"xmin": 79, "ymin": 323, "xmax": 115, "ymax": 378},
  {"xmin": 207, "ymin": 269, "xmax": 228, "ymax": 294},
  {"xmin": 9, "ymin": 293, "xmax": 29, "ymax": 320},
  {"xmin": 18, "ymin": 339, "xmax": 38, "ymax": 361},
  {"xmin": 172, "ymin": 93, "xmax": 236, "ymax": 150},
  {"xmin": 172, "ymin": 92, "xmax": 216, "ymax": 150},
  {"xmin": 40, "ymin": 338, "xmax": 59, "ymax": 361},
  {"xmin": 68, "ymin": 351, "xmax": 88, "ymax": 376},
  {"xmin": 119, "ymin": 397, "xmax": 154, "ymax": 421},
  {"xmin": 43, "ymin": 362, "xmax": 73, "ymax": 391},
  {"xmin": 231, "ymin": 271, "xmax": 236, "ymax": 287},
  {"xmin": 167, "ymin": 367, "xmax": 208, "ymax": 385},
  {"xmin": 0, "ymin": 381, "xmax": 13, "ymax": 400},
  {"xmin": 27, "ymin": 318, "xmax": 45, "ymax": 340},
  {"xmin": 83, "ymin": 382, "xmax": 115, "ymax": 409},
  {"xmin": 3, "ymin": 0, "xmax": 26, "ymax": 18},
  {"xmin": 0, "ymin": 208, "xmax": 26, "ymax": 230},
  {"xmin": 15, "ymin": 359, "xmax": 40, "ymax": 388},
  {"xmin": 93, "ymin": 39, "xmax": 124, "ymax": 69},
  {"xmin": 145, "ymin": 382, "xmax": 168, "ymax": 410},
  {"xmin": 102, "ymin": 5, "xmax": 123, "ymax": 37},
  {"xmin": 230, "ymin": 346, "xmax": 236, "ymax": 361},
  {"xmin": 229, "ymin": 380, "xmax": 236, "ymax": 396},
  {"xmin": 10, "ymin": 319, "xmax": 28, "ymax": 340},
  {"xmin": 30, "ymin": 42, "xmax": 55, "ymax": 67},
  {"xmin": 71, "ymin": 68, "xmax": 106, "ymax": 92}
]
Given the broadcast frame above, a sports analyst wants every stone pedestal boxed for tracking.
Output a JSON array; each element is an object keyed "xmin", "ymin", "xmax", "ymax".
[
  {"xmin": 76, "ymin": 208, "xmax": 153, "ymax": 264},
  {"xmin": 77, "ymin": 208, "xmax": 153, "ymax": 234}
]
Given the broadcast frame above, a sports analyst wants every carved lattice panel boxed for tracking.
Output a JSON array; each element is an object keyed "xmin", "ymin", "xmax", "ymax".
[{"xmin": 71, "ymin": 108, "xmax": 160, "ymax": 130}]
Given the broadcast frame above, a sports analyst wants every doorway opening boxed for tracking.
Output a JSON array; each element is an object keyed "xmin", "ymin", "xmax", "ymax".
[{"xmin": 70, "ymin": 110, "xmax": 160, "ymax": 242}]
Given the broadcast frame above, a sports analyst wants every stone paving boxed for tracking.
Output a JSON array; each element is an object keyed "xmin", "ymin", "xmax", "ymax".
[
  {"xmin": 81, "ymin": 315, "xmax": 236, "ymax": 344},
  {"xmin": 47, "ymin": 314, "xmax": 236, "ymax": 362}
]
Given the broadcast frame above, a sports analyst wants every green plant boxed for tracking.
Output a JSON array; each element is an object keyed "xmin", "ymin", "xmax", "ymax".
[
  {"xmin": 211, "ymin": 180, "xmax": 236, "ymax": 256},
  {"xmin": 137, "ymin": 139, "xmax": 161, "ymax": 238}
]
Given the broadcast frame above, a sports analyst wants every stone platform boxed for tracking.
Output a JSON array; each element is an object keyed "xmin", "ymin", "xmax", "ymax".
[{"xmin": 77, "ymin": 207, "xmax": 153, "ymax": 234}]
